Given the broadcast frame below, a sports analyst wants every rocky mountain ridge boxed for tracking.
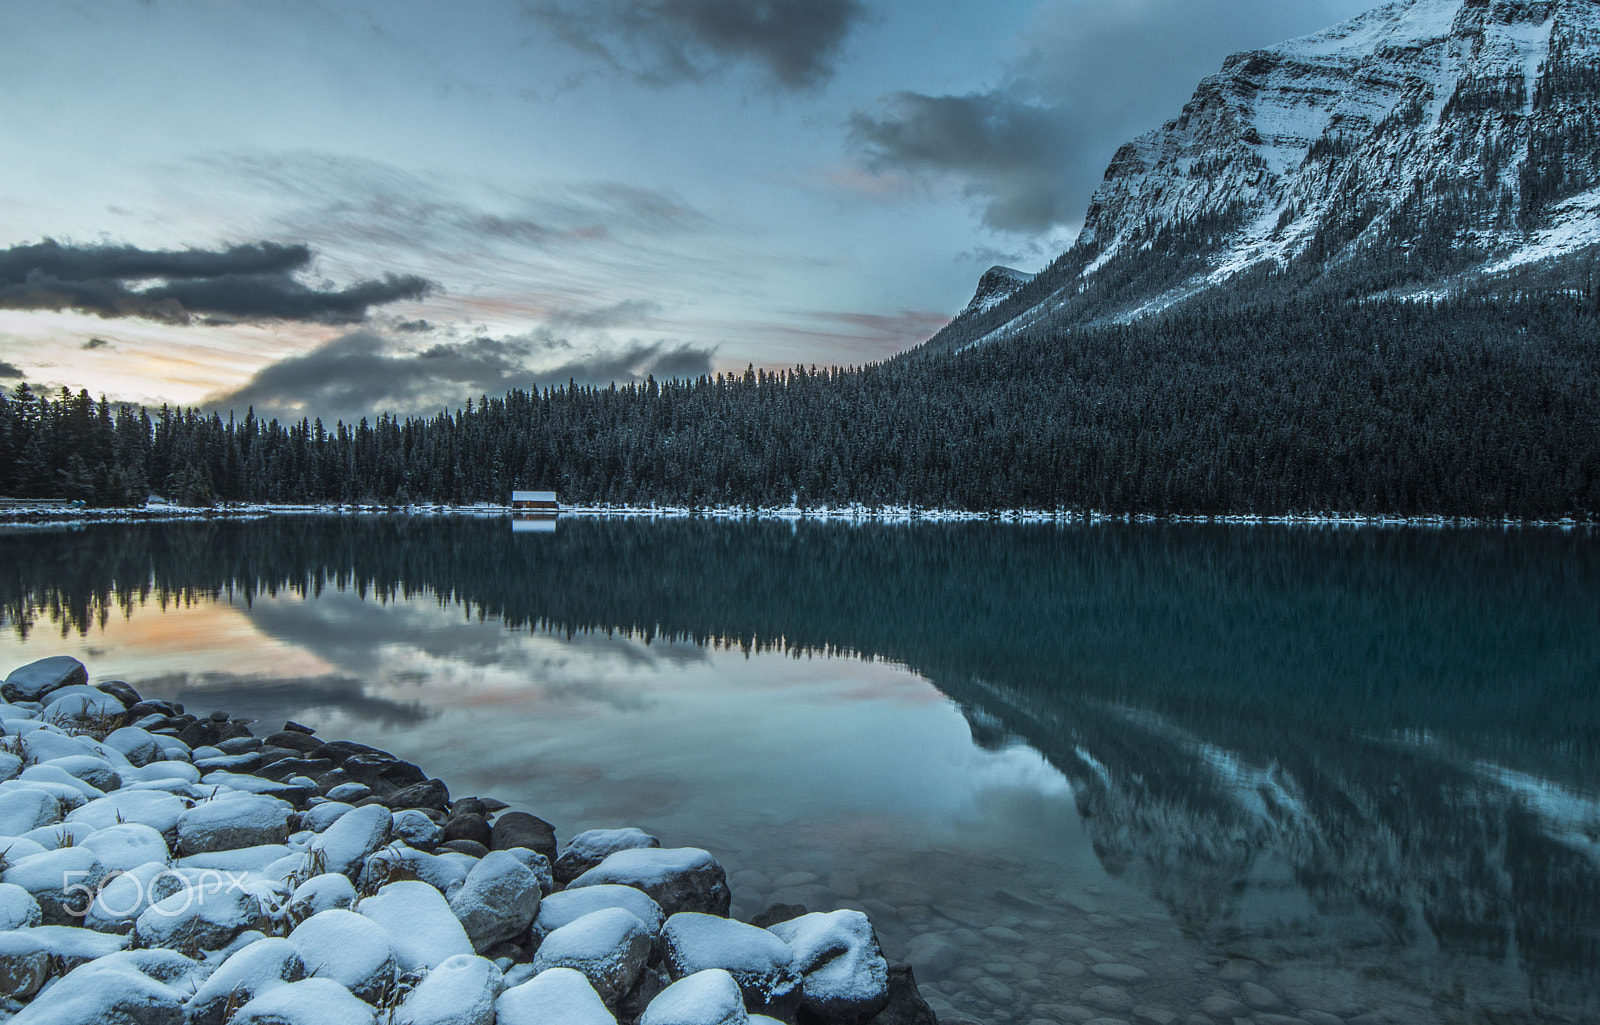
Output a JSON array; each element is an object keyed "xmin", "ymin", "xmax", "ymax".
[{"xmin": 928, "ymin": 0, "xmax": 1600, "ymax": 354}]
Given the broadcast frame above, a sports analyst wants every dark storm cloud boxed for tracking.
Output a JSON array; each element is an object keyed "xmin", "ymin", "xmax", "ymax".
[
  {"xmin": 0, "ymin": 362, "xmax": 21, "ymax": 379},
  {"xmin": 849, "ymin": 92, "xmax": 1078, "ymax": 234},
  {"xmin": 846, "ymin": 0, "xmax": 1372, "ymax": 236},
  {"xmin": 527, "ymin": 0, "xmax": 867, "ymax": 88},
  {"xmin": 209, "ymin": 329, "xmax": 715, "ymax": 422},
  {"xmin": 0, "ymin": 239, "xmax": 434, "ymax": 324}
]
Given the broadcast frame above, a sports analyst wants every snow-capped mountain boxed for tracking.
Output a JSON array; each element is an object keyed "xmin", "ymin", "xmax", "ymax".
[{"xmin": 925, "ymin": 0, "xmax": 1600, "ymax": 353}]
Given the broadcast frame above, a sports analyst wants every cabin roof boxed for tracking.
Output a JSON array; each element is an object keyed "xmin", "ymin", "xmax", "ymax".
[{"xmin": 511, "ymin": 490, "xmax": 557, "ymax": 502}]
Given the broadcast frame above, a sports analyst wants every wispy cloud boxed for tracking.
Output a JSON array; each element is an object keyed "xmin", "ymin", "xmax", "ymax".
[
  {"xmin": 526, "ymin": 0, "xmax": 867, "ymax": 89},
  {"xmin": 0, "ymin": 239, "xmax": 432, "ymax": 324}
]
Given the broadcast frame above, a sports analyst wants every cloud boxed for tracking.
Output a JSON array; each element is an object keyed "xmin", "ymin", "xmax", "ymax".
[
  {"xmin": 208, "ymin": 328, "xmax": 716, "ymax": 422},
  {"xmin": 81, "ymin": 337, "xmax": 112, "ymax": 350},
  {"xmin": 849, "ymin": 92, "xmax": 1078, "ymax": 234},
  {"xmin": 845, "ymin": 0, "xmax": 1374, "ymax": 236},
  {"xmin": 0, "ymin": 239, "xmax": 434, "ymax": 325},
  {"xmin": 0, "ymin": 362, "xmax": 21, "ymax": 379},
  {"xmin": 526, "ymin": 0, "xmax": 867, "ymax": 89}
]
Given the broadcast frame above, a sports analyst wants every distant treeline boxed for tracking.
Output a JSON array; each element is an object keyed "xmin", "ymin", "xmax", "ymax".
[{"xmin": 1, "ymin": 293, "xmax": 1596, "ymax": 518}]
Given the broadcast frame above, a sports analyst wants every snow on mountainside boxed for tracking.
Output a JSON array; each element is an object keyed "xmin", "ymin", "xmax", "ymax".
[{"xmin": 923, "ymin": 0, "xmax": 1600, "ymax": 354}]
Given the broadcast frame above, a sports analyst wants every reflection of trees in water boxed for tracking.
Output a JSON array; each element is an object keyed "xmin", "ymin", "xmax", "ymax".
[
  {"xmin": 936, "ymin": 683, "xmax": 1600, "ymax": 1020},
  {"xmin": 3, "ymin": 516, "xmax": 1598, "ymax": 1014}
]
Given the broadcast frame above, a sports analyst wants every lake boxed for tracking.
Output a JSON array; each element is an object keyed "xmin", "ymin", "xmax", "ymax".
[{"xmin": 2, "ymin": 515, "xmax": 1596, "ymax": 1025}]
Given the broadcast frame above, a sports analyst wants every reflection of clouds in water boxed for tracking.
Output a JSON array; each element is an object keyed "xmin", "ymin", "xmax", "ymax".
[{"xmin": 135, "ymin": 670, "xmax": 431, "ymax": 728}]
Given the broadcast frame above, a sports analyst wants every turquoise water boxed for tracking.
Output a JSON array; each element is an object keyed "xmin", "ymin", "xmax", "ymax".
[{"xmin": 2, "ymin": 516, "xmax": 1596, "ymax": 1024}]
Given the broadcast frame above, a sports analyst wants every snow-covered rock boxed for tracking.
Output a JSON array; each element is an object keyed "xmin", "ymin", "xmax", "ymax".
[
  {"xmin": 359, "ymin": 844, "xmax": 472, "ymax": 896},
  {"xmin": 768, "ymin": 910, "xmax": 890, "ymax": 1022},
  {"xmin": 308, "ymin": 802, "xmax": 391, "ymax": 878},
  {"xmin": 0, "ymin": 752, "xmax": 22, "ymax": 783},
  {"xmin": 1, "ymin": 847, "xmax": 107, "ymax": 924},
  {"xmin": 301, "ymin": 800, "xmax": 354, "ymax": 832},
  {"xmin": 0, "ymin": 883, "xmax": 41, "ymax": 931},
  {"xmin": 40, "ymin": 690, "xmax": 124, "ymax": 724},
  {"xmin": 8, "ymin": 947, "xmax": 197, "ymax": 1025},
  {"xmin": 358, "ymin": 879, "xmax": 473, "ymax": 971},
  {"xmin": 82, "ymin": 861, "xmax": 178, "ymax": 933},
  {"xmin": 289, "ymin": 871, "xmax": 357, "ymax": 918},
  {"xmin": 231, "ymin": 977, "xmax": 379, "ymax": 1025},
  {"xmin": 33, "ymin": 755, "xmax": 120, "ymax": 793},
  {"xmin": 497, "ymin": 966, "xmax": 617, "ymax": 1025},
  {"xmin": 639, "ymin": 968, "xmax": 749, "ymax": 1025},
  {"xmin": 662, "ymin": 912, "xmax": 800, "ymax": 1016},
  {"xmin": 393, "ymin": 952, "xmax": 502, "ymax": 1025},
  {"xmin": 449, "ymin": 849, "xmax": 541, "ymax": 953},
  {"xmin": 1, "ymin": 658, "xmax": 87, "ymax": 705},
  {"xmin": 102, "ymin": 726, "xmax": 164, "ymax": 767},
  {"xmin": 176, "ymin": 792, "xmax": 293, "ymax": 855},
  {"xmin": 533, "ymin": 883, "xmax": 665, "ymax": 943},
  {"xmin": 530, "ymin": 906, "xmax": 653, "ymax": 1006},
  {"xmin": 15, "ymin": 764, "xmax": 104, "ymax": 802},
  {"xmin": 393, "ymin": 807, "xmax": 444, "ymax": 847},
  {"xmin": 186, "ymin": 936, "xmax": 306, "ymax": 1025},
  {"xmin": 555, "ymin": 827, "xmax": 660, "ymax": 883},
  {"xmin": 0, "ymin": 788, "xmax": 63, "ymax": 834},
  {"xmin": 79, "ymin": 821, "xmax": 170, "ymax": 873},
  {"xmin": 568, "ymin": 847, "xmax": 730, "ymax": 917},
  {"xmin": 67, "ymin": 789, "xmax": 188, "ymax": 834},
  {"xmin": 288, "ymin": 908, "xmax": 396, "ymax": 1004},
  {"xmin": 0, "ymin": 931, "xmax": 50, "ymax": 999},
  {"xmin": 132, "ymin": 878, "xmax": 267, "ymax": 953}
]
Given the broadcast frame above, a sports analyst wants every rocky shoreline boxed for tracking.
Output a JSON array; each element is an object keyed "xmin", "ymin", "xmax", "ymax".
[{"xmin": 0, "ymin": 655, "xmax": 947, "ymax": 1025}]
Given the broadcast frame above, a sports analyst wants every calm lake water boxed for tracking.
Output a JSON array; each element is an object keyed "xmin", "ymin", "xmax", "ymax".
[{"xmin": 2, "ymin": 516, "xmax": 1597, "ymax": 1025}]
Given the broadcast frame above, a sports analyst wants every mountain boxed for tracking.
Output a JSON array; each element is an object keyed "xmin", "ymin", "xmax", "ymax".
[{"xmin": 923, "ymin": 0, "xmax": 1600, "ymax": 355}]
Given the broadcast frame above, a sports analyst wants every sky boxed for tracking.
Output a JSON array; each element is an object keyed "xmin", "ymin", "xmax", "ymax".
[{"xmin": 0, "ymin": 0, "xmax": 1375, "ymax": 425}]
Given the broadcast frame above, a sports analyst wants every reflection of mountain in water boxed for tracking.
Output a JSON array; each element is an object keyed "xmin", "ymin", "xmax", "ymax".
[{"xmin": 3, "ymin": 516, "xmax": 1597, "ymax": 1016}]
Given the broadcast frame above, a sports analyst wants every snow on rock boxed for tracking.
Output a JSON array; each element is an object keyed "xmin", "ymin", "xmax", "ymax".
[
  {"xmin": 393, "ymin": 952, "xmax": 502, "ymax": 1025},
  {"xmin": 123, "ymin": 760, "xmax": 202, "ymax": 785},
  {"xmin": 176, "ymin": 792, "xmax": 293, "ymax": 855},
  {"xmin": 0, "ymin": 788, "xmax": 63, "ymax": 834},
  {"xmin": 0, "ymin": 752, "xmax": 21, "ymax": 783},
  {"xmin": 638, "ymin": 968, "xmax": 749, "ymax": 1025},
  {"xmin": 308, "ymin": 802, "xmax": 391, "ymax": 878},
  {"xmin": 40, "ymin": 690, "xmax": 124, "ymax": 724},
  {"xmin": 568, "ymin": 847, "xmax": 730, "ymax": 917},
  {"xmin": 67, "ymin": 789, "xmax": 188, "ymax": 834},
  {"xmin": 288, "ymin": 907, "xmax": 396, "ymax": 1004},
  {"xmin": 662, "ymin": 912, "xmax": 800, "ymax": 1017},
  {"xmin": 1, "ymin": 658, "xmax": 87, "ymax": 704},
  {"xmin": 0, "ymin": 931, "xmax": 51, "ymax": 999},
  {"xmin": 177, "ymin": 843, "xmax": 295, "ymax": 874},
  {"xmin": 186, "ymin": 936, "xmax": 306, "ymax": 1025},
  {"xmin": 132, "ymin": 877, "xmax": 267, "ymax": 953},
  {"xmin": 530, "ymin": 906, "xmax": 653, "ymax": 1006},
  {"xmin": 18, "ymin": 730, "xmax": 97, "ymax": 766},
  {"xmin": 231, "ymin": 977, "xmax": 379, "ymax": 1025},
  {"xmin": 2, "ymin": 846, "xmax": 107, "ymax": 924},
  {"xmin": 358, "ymin": 879, "xmax": 473, "ymax": 972},
  {"xmin": 555, "ymin": 827, "xmax": 660, "ymax": 884},
  {"xmin": 533, "ymin": 884, "xmax": 665, "ymax": 944},
  {"xmin": 0, "ymin": 883, "xmax": 41, "ymax": 931},
  {"xmin": 360, "ymin": 844, "xmax": 472, "ymax": 897},
  {"xmin": 393, "ymin": 807, "xmax": 444, "ymax": 847},
  {"xmin": 289, "ymin": 871, "xmax": 357, "ymax": 918},
  {"xmin": 448, "ymin": 849, "xmax": 542, "ymax": 953},
  {"xmin": 7, "ymin": 947, "xmax": 197, "ymax": 1025},
  {"xmin": 301, "ymin": 800, "xmax": 355, "ymax": 833},
  {"xmin": 33, "ymin": 755, "xmax": 120, "ymax": 793},
  {"xmin": 79, "ymin": 821, "xmax": 170, "ymax": 872},
  {"xmin": 767, "ymin": 910, "xmax": 890, "ymax": 1022},
  {"xmin": 15, "ymin": 764, "xmax": 103, "ymax": 802},
  {"xmin": 102, "ymin": 726, "xmax": 164, "ymax": 767},
  {"xmin": 497, "ymin": 966, "xmax": 617, "ymax": 1025},
  {"xmin": 83, "ymin": 861, "xmax": 176, "ymax": 933}
]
